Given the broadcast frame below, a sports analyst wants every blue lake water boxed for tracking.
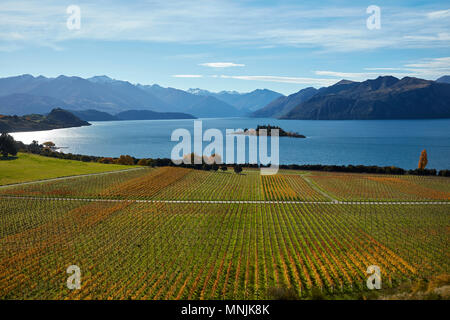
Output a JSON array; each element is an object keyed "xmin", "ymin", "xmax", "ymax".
[{"xmin": 11, "ymin": 118, "xmax": 450, "ymax": 170}]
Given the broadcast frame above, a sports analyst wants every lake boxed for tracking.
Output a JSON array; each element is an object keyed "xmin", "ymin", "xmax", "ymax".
[{"xmin": 11, "ymin": 118, "xmax": 450, "ymax": 170}]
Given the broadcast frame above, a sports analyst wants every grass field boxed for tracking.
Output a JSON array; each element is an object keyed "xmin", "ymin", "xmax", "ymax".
[
  {"xmin": 0, "ymin": 153, "xmax": 136, "ymax": 186},
  {"xmin": 0, "ymin": 164, "xmax": 448, "ymax": 300}
]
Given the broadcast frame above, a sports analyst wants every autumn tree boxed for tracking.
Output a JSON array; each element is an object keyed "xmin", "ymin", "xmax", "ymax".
[
  {"xmin": 116, "ymin": 155, "xmax": 135, "ymax": 165},
  {"xmin": 418, "ymin": 149, "xmax": 428, "ymax": 170},
  {"xmin": 137, "ymin": 159, "xmax": 149, "ymax": 166}
]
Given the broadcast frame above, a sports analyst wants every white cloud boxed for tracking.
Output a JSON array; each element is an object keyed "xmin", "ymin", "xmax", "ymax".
[
  {"xmin": 199, "ymin": 62, "xmax": 245, "ymax": 68},
  {"xmin": 172, "ymin": 74, "xmax": 203, "ymax": 78},
  {"xmin": 427, "ymin": 9, "xmax": 450, "ymax": 19}
]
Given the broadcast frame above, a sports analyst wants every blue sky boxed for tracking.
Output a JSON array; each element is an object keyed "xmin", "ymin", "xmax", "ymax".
[{"xmin": 0, "ymin": 0, "xmax": 449, "ymax": 94}]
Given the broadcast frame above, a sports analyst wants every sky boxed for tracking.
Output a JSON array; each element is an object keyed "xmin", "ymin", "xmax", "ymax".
[{"xmin": 0, "ymin": 0, "xmax": 449, "ymax": 95}]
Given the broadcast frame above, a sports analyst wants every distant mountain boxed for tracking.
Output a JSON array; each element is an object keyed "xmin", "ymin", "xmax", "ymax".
[
  {"xmin": 186, "ymin": 88, "xmax": 214, "ymax": 96},
  {"xmin": 87, "ymin": 75, "xmax": 120, "ymax": 84},
  {"xmin": 69, "ymin": 109, "xmax": 119, "ymax": 121},
  {"xmin": 0, "ymin": 74, "xmax": 171, "ymax": 114},
  {"xmin": 184, "ymin": 96, "xmax": 241, "ymax": 118},
  {"xmin": 138, "ymin": 84, "xmax": 242, "ymax": 117},
  {"xmin": 188, "ymin": 88, "xmax": 283, "ymax": 112},
  {"xmin": 281, "ymin": 76, "xmax": 450, "ymax": 120},
  {"xmin": 0, "ymin": 108, "xmax": 90, "ymax": 133},
  {"xmin": 0, "ymin": 74, "xmax": 282, "ymax": 118},
  {"xmin": 0, "ymin": 74, "xmax": 50, "ymax": 96},
  {"xmin": 224, "ymin": 89, "xmax": 284, "ymax": 112},
  {"xmin": 436, "ymin": 75, "xmax": 450, "ymax": 84},
  {"xmin": 251, "ymin": 87, "xmax": 317, "ymax": 118},
  {"xmin": 115, "ymin": 110, "xmax": 196, "ymax": 120},
  {"xmin": 32, "ymin": 75, "xmax": 170, "ymax": 113}
]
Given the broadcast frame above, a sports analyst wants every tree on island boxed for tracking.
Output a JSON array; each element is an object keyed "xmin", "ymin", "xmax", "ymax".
[
  {"xmin": 43, "ymin": 141, "xmax": 56, "ymax": 149},
  {"xmin": 418, "ymin": 149, "xmax": 428, "ymax": 170},
  {"xmin": 0, "ymin": 132, "xmax": 18, "ymax": 158}
]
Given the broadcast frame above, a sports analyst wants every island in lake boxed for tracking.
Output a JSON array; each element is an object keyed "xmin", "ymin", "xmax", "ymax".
[{"xmin": 233, "ymin": 125, "xmax": 306, "ymax": 138}]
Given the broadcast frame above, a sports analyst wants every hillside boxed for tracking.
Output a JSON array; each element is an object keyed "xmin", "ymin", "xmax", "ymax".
[
  {"xmin": 0, "ymin": 108, "xmax": 90, "ymax": 133},
  {"xmin": 252, "ymin": 87, "xmax": 318, "ymax": 118},
  {"xmin": 436, "ymin": 75, "xmax": 450, "ymax": 84},
  {"xmin": 281, "ymin": 76, "xmax": 450, "ymax": 120},
  {"xmin": 0, "ymin": 153, "xmax": 134, "ymax": 186},
  {"xmin": 69, "ymin": 109, "xmax": 119, "ymax": 121}
]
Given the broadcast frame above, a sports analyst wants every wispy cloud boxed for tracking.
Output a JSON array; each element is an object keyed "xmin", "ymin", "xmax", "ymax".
[
  {"xmin": 315, "ymin": 57, "xmax": 450, "ymax": 81},
  {"xmin": 427, "ymin": 9, "xmax": 450, "ymax": 19},
  {"xmin": 172, "ymin": 74, "xmax": 203, "ymax": 78},
  {"xmin": 404, "ymin": 57, "xmax": 450, "ymax": 69},
  {"xmin": 217, "ymin": 75, "xmax": 335, "ymax": 86},
  {"xmin": 199, "ymin": 62, "xmax": 245, "ymax": 68},
  {"xmin": 315, "ymin": 70, "xmax": 410, "ymax": 80},
  {"xmin": 364, "ymin": 67, "xmax": 409, "ymax": 71},
  {"xmin": 0, "ymin": 1, "xmax": 449, "ymax": 52}
]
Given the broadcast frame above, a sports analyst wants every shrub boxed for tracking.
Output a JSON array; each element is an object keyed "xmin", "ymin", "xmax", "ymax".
[{"xmin": 438, "ymin": 170, "xmax": 450, "ymax": 177}]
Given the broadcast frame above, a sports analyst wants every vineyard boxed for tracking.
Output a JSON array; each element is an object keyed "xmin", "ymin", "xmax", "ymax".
[
  {"xmin": 307, "ymin": 172, "xmax": 450, "ymax": 202},
  {"xmin": 0, "ymin": 166, "xmax": 449, "ymax": 299}
]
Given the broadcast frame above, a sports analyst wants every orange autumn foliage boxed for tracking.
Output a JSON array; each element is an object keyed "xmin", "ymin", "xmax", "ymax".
[{"xmin": 418, "ymin": 149, "xmax": 428, "ymax": 170}]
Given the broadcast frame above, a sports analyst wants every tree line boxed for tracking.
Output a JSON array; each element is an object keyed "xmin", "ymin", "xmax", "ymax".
[{"xmin": 1, "ymin": 133, "xmax": 449, "ymax": 176}]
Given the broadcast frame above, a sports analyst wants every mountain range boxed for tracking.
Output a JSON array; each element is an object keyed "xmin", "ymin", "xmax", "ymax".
[
  {"xmin": 1, "ymin": 74, "xmax": 449, "ymax": 121},
  {"xmin": 255, "ymin": 76, "xmax": 450, "ymax": 120},
  {"xmin": 0, "ymin": 74, "xmax": 283, "ymax": 118}
]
